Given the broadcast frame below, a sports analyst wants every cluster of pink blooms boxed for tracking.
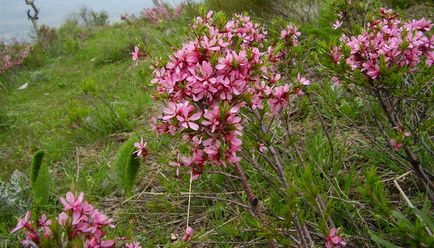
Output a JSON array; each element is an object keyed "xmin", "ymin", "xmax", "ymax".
[
  {"xmin": 11, "ymin": 192, "xmax": 141, "ymax": 248},
  {"xmin": 280, "ymin": 25, "xmax": 301, "ymax": 47},
  {"xmin": 141, "ymin": 1, "xmax": 184, "ymax": 23},
  {"xmin": 0, "ymin": 43, "xmax": 31, "ymax": 74},
  {"xmin": 325, "ymin": 227, "xmax": 346, "ymax": 248},
  {"xmin": 334, "ymin": 8, "xmax": 433, "ymax": 79},
  {"xmin": 150, "ymin": 11, "xmax": 306, "ymax": 177}
]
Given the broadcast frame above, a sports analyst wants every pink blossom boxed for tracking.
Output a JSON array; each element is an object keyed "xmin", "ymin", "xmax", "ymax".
[
  {"xmin": 60, "ymin": 192, "xmax": 84, "ymax": 211},
  {"xmin": 57, "ymin": 212, "xmax": 69, "ymax": 226},
  {"xmin": 259, "ymin": 143, "xmax": 268, "ymax": 153},
  {"xmin": 38, "ymin": 214, "xmax": 52, "ymax": 237},
  {"xmin": 325, "ymin": 227, "xmax": 346, "ymax": 248},
  {"xmin": 280, "ymin": 25, "xmax": 301, "ymax": 46},
  {"xmin": 297, "ymin": 73, "xmax": 311, "ymax": 85},
  {"xmin": 130, "ymin": 46, "xmax": 140, "ymax": 65},
  {"xmin": 330, "ymin": 46, "xmax": 342, "ymax": 64},
  {"xmin": 125, "ymin": 242, "xmax": 142, "ymax": 248},
  {"xmin": 331, "ymin": 76, "xmax": 342, "ymax": 86},
  {"xmin": 11, "ymin": 211, "xmax": 32, "ymax": 233},
  {"xmin": 133, "ymin": 137, "xmax": 148, "ymax": 160},
  {"xmin": 182, "ymin": 226, "xmax": 193, "ymax": 241},
  {"xmin": 332, "ymin": 20, "xmax": 343, "ymax": 29},
  {"xmin": 176, "ymin": 103, "xmax": 202, "ymax": 130},
  {"xmin": 389, "ymin": 139, "xmax": 403, "ymax": 151}
]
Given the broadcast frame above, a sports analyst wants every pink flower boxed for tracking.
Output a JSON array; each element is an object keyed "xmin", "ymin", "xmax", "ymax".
[
  {"xmin": 330, "ymin": 46, "xmax": 342, "ymax": 64},
  {"xmin": 202, "ymin": 106, "xmax": 220, "ymax": 133},
  {"xmin": 11, "ymin": 211, "xmax": 32, "ymax": 233},
  {"xmin": 176, "ymin": 103, "xmax": 202, "ymax": 131},
  {"xmin": 182, "ymin": 226, "xmax": 193, "ymax": 241},
  {"xmin": 280, "ymin": 25, "xmax": 301, "ymax": 46},
  {"xmin": 60, "ymin": 192, "xmax": 84, "ymax": 211},
  {"xmin": 57, "ymin": 212, "xmax": 69, "ymax": 226},
  {"xmin": 333, "ymin": 20, "xmax": 343, "ymax": 29},
  {"xmin": 325, "ymin": 227, "xmax": 346, "ymax": 248},
  {"xmin": 297, "ymin": 73, "xmax": 311, "ymax": 85},
  {"xmin": 133, "ymin": 137, "xmax": 148, "ymax": 160},
  {"xmin": 389, "ymin": 139, "xmax": 403, "ymax": 151},
  {"xmin": 259, "ymin": 143, "xmax": 268, "ymax": 153},
  {"xmin": 130, "ymin": 46, "xmax": 140, "ymax": 65},
  {"xmin": 331, "ymin": 76, "xmax": 342, "ymax": 86},
  {"xmin": 125, "ymin": 242, "xmax": 142, "ymax": 248},
  {"xmin": 38, "ymin": 214, "xmax": 52, "ymax": 237}
]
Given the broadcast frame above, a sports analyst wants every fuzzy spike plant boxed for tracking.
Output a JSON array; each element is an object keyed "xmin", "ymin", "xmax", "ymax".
[
  {"xmin": 29, "ymin": 150, "xmax": 51, "ymax": 209},
  {"xmin": 115, "ymin": 134, "xmax": 144, "ymax": 195}
]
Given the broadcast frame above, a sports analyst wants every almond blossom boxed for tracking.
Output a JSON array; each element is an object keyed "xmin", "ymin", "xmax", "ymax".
[
  {"xmin": 130, "ymin": 46, "xmax": 140, "ymax": 65},
  {"xmin": 325, "ymin": 227, "xmax": 346, "ymax": 248},
  {"xmin": 332, "ymin": 20, "xmax": 343, "ymax": 29},
  {"xmin": 12, "ymin": 192, "xmax": 120, "ymax": 248},
  {"xmin": 338, "ymin": 8, "xmax": 433, "ymax": 80},
  {"xmin": 150, "ymin": 11, "xmax": 304, "ymax": 177},
  {"xmin": 133, "ymin": 137, "xmax": 148, "ymax": 160}
]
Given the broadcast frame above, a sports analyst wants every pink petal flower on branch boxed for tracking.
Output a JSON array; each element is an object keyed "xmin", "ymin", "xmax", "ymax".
[
  {"xmin": 57, "ymin": 212, "xmax": 68, "ymax": 226},
  {"xmin": 130, "ymin": 46, "xmax": 140, "ymax": 65},
  {"xmin": 332, "ymin": 20, "xmax": 343, "ymax": 29},
  {"xmin": 60, "ymin": 192, "xmax": 84, "ymax": 211},
  {"xmin": 38, "ymin": 214, "xmax": 52, "ymax": 237},
  {"xmin": 389, "ymin": 139, "xmax": 403, "ymax": 151},
  {"xmin": 297, "ymin": 73, "xmax": 311, "ymax": 85},
  {"xmin": 126, "ymin": 242, "xmax": 142, "ymax": 248},
  {"xmin": 11, "ymin": 211, "xmax": 32, "ymax": 233},
  {"xmin": 133, "ymin": 137, "xmax": 148, "ymax": 160},
  {"xmin": 325, "ymin": 227, "xmax": 346, "ymax": 248}
]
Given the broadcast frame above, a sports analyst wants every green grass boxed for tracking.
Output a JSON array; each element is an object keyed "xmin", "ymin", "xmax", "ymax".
[{"xmin": 0, "ymin": 20, "xmax": 187, "ymax": 179}]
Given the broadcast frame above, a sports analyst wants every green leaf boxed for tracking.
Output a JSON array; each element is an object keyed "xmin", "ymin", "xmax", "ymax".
[{"xmin": 369, "ymin": 232, "xmax": 400, "ymax": 248}]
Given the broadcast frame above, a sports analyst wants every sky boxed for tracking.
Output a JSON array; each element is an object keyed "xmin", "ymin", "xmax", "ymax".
[{"xmin": 0, "ymin": 0, "xmax": 182, "ymax": 41}]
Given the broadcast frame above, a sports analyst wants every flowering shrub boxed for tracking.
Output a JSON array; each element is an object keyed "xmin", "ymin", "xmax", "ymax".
[
  {"xmin": 330, "ymin": 8, "xmax": 434, "ymax": 200},
  {"xmin": 11, "ymin": 192, "xmax": 141, "ymax": 248},
  {"xmin": 0, "ymin": 41, "xmax": 31, "ymax": 74},
  {"xmin": 141, "ymin": 1, "xmax": 184, "ymax": 23},
  {"xmin": 334, "ymin": 8, "xmax": 432, "ymax": 79},
  {"xmin": 150, "ymin": 11, "xmax": 304, "ymax": 178}
]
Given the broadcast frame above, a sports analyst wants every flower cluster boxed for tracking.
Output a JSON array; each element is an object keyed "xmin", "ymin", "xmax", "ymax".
[
  {"xmin": 336, "ymin": 8, "xmax": 433, "ymax": 79},
  {"xmin": 150, "ymin": 11, "xmax": 304, "ymax": 177},
  {"xmin": 0, "ymin": 41, "xmax": 31, "ymax": 74},
  {"xmin": 280, "ymin": 25, "xmax": 301, "ymax": 47},
  {"xmin": 11, "ymin": 192, "xmax": 141, "ymax": 248},
  {"xmin": 141, "ymin": 1, "xmax": 184, "ymax": 23}
]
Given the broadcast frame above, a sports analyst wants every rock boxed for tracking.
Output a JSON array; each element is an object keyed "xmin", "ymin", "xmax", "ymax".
[{"xmin": 17, "ymin": 83, "xmax": 28, "ymax": 90}]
